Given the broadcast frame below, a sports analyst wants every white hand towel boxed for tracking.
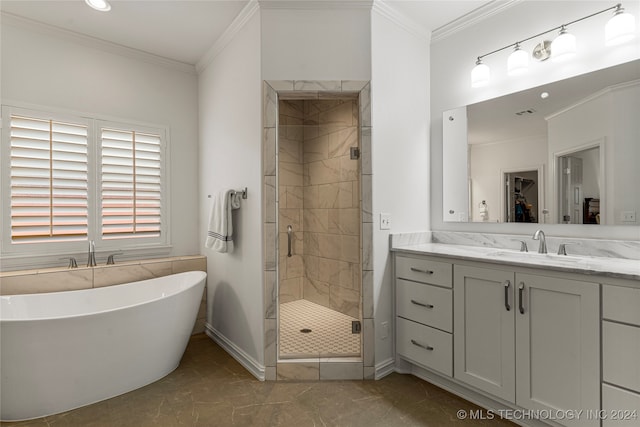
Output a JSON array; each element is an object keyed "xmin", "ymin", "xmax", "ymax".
[{"xmin": 205, "ymin": 190, "xmax": 241, "ymax": 253}]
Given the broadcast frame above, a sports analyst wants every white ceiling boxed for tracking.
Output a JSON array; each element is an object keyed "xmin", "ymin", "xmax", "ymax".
[{"xmin": 1, "ymin": 0, "xmax": 491, "ymax": 66}]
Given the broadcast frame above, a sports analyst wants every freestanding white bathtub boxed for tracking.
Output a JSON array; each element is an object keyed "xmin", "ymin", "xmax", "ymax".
[{"xmin": 0, "ymin": 270, "xmax": 206, "ymax": 421}]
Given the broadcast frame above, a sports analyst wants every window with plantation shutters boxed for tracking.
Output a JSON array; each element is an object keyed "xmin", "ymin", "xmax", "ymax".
[
  {"xmin": 8, "ymin": 114, "xmax": 89, "ymax": 243},
  {"xmin": 2, "ymin": 105, "xmax": 168, "ymax": 257},
  {"xmin": 100, "ymin": 127, "xmax": 162, "ymax": 239}
]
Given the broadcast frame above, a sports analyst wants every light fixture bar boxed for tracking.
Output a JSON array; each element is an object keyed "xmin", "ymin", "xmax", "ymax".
[{"xmin": 475, "ymin": 3, "xmax": 622, "ymax": 63}]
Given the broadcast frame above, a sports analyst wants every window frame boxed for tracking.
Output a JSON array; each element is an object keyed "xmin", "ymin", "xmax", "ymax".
[{"xmin": 1, "ymin": 104, "xmax": 171, "ymax": 265}]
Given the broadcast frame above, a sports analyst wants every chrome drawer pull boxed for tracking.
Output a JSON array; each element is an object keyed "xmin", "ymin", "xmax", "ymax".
[
  {"xmin": 504, "ymin": 280, "xmax": 511, "ymax": 311},
  {"xmin": 410, "ymin": 299, "xmax": 434, "ymax": 309},
  {"xmin": 410, "ymin": 339, "xmax": 434, "ymax": 351},
  {"xmin": 410, "ymin": 267, "xmax": 434, "ymax": 275},
  {"xmin": 518, "ymin": 282, "xmax": 526, "ymax": 314}
]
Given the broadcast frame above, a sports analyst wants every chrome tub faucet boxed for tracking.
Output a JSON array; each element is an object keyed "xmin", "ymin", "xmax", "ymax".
[{"xmin": 87, "ymin": 240, "xmax": 96, "ymax": 267}]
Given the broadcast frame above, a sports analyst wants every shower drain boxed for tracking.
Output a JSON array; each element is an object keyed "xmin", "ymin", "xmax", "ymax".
[{"xmin": 300, "ymin": 328, "xmax": 312, "ymax": 333}]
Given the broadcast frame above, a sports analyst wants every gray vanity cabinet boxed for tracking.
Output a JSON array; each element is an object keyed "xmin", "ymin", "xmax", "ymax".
[{"xmin": 454, "ymin": 264, "xmax": 600, "ymax": 427}]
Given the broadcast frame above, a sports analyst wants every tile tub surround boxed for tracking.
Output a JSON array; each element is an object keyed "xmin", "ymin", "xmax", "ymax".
[
  {"xmin": 0, "ymin": 256, "xmax": 208, "ymax": 334},
  {"xmin": 263, "ymin": 80, "xmax": 374, "ymax": 381},
  {"xmin": 1, "ymin": 334, "xmax": 516, "ymax": 427}
]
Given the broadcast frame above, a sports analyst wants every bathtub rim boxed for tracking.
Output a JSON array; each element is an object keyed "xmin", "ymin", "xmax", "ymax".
[{"xmin": 0, "ymin": 270, "xmax": 206, "ymax": 323}]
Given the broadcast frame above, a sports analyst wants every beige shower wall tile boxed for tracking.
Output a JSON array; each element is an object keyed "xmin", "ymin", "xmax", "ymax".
[
  {"xmin": 303, "ymin": 209, "xmax": 329, "ymax": 233},
  {"xmin": 303, "ymin": 277, "xmax": 330, "ymax": 307},
  {"xmin": 303, "ymin": 125, "xmax": 319, "ymax": 140},
  {"xmin": 0, "ymin": 269, "xmax": 93, "ymax": 295},
  {"xmin": 328, "ymin": 127, "xmax": 357, "ymax": 158},
  {"xmin": 303, "ymin": 185, "xmax": 319, "ymax": 209},
  {"xmin": 280, "ymin": 277, "xmax": 302, "ymax": 303},
  {"xmin": 279, "ymin": 100, "xmax": 304, "ymax": 119},
  {"xmin": 279, "ymin": 208, "xmax": 301, "ymax": 233},
  {"xmin": 265, "ymin": 318, "xmax": 277, "ymax": 366},
  {"xmin": 328, "ymin": 208, "xmax": 360, "ymax": 236},
  {"xmin": 263, "ymin": 82, "xmax": 277, "ymax": 127},
  {"xmin": 318, "ymin": 233, "xmax": 340, "ymax": 259},
  {"xmin": 172, "ymin": 257, "xmax": 206, "ymax": 274},
  {"xmin": 341, "ymin": 235, "xmax": 360, "ymax": 264},
  {"xmin": 307, "ymin": 158, "xmax": 340, "ymax": 186},
  {"xmin": 284, "ymin": 186, "xmax": 303, "ymax": 209},
  {"xmin": 303, "ymin": 134, "xmax": 329, "ymax": 163},
  {"xmin": 361, "ymin": 127, "xmax": 371, "ymax": 175},
  {"xmin": 318, "ymin": 257, "xmax": 341, "ymax": 284},
  {"xmin": 304, "ymin": 255, "xmax": 319, "ymax": 281},
  {"xmin": 264, "ymin": 223, "xmax": 277, "ymax": 271},
  {"xmin": 93, "ymin": 262, "xmax": 173, "ymax": 288},
  {"xmin": 279, "ymin": 161, "xmax": 304, "ymax": 187},
  {"xmin": 303, "ymin": 232, "xmax": 319, "ymax": 257},
  {"xmin": 286, "ymin": 254, "xmax": 304, "ymax": 279},
  {"xmin": 264, "ymin": 270, "xmax": 276, "ymax": 319},
  {"xmin": 319, "ymin": 101, "xmax": 354, "ymax": 127},
  {"xmin": 279, "ymin": 137, "xmax": 303, "ymax": 163},
  {"xmin": 330, "ymin": 285, "xmax": 360, "ymax": 319},
  {"xmin": 318, "ymin": 183, "xmax": 339, "ymax": 208},
  {"xmin": 339, "ymin": 262, "xmax": 359, "ymax": 290},
  {"xmin": 340, "ymin": 155, "xmax": 359, "ymax": 182}
]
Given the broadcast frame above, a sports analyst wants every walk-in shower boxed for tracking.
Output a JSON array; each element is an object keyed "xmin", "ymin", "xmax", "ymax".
[{"xmin": 277, "ymin": 97, "xmax": 361, "ymax": 359}]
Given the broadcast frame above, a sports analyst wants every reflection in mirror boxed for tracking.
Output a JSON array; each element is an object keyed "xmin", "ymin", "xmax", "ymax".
[{"xmin": 443, "ymin": 59, "xmax": 640, "ymax": 225}]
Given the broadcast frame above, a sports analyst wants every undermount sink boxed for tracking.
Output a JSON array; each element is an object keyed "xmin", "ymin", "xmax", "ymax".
[{"xmin": 489, "ymin": 250, "xmax": 584, "ymax": 261}]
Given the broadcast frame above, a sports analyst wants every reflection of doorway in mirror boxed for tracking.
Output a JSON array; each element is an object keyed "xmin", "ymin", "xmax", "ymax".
[
  {"xmin": 504, "ymin": 171, "xmax": 538, "ymax": 223},
  {"xmin": 557, "ymin": 146, "xmax": 601, "ymax": 224}
]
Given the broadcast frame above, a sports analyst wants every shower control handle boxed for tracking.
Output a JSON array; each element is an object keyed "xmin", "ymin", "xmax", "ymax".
[
  {"xmin": 287, "ymin": 225, "xmax": 292, "ymax": 258},
  {"xmin": 410, "ymin": 339, "xmax": 434, "ymax": 351}
]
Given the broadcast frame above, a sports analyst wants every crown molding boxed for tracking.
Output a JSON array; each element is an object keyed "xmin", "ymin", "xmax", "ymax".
[
  {"xmin": 431, "ymin": 0, "xmax": 522, "ymax": 44},
  {"xmin": 195, "ymin": 0, "xmax": 260, "ymax": 73},
  {"xmin": 1, "ymin": 11, "xmax": 197, "ymax": 75},
  {"xmin": 372, "ymin": 0, "xmax": 430, "ymax": 42},
  {"xmin": 258, "ymin": 0, "xmax": 373, "ymax": 10}
]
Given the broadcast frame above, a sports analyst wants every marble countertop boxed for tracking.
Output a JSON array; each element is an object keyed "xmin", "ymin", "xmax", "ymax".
[{"xmin": 392, "ymin": 243, "xmax": 640, "ymax": 282}]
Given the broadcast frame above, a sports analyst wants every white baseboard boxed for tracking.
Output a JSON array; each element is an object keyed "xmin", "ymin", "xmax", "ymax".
[
  {"xmin": 204, "ymin": 323, "xmax": 265, "ymax": 381},
  {"xmin": 375, "ymin": 357, "xmax": 395, "ymax": 380}
]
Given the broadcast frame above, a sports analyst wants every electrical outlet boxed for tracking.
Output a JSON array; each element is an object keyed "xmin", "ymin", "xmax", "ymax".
[
  {"xmin": 380, "ymin": 213, "xmax": 391, "ymax": 230},
  {"xmin": 380, "ymin": 321, "xmax": 389, "ymax": 340},
  {"xmin": 621, "ymin": 211, "xmax": 637, "ymax": 223}
]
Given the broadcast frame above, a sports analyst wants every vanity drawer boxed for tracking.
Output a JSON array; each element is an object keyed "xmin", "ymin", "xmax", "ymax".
[
  {"xmin": 396, "ymin": 317, "xmax": 452, "ymax": 377},
  {"xmin": 602, "ymin": 384, "xmax": 640, "ymax": 427},
  {"xmin": 396, "ymin": 256, "xmax": 452, "ymax": 288},
  {"xmin": 603, "ymin": 285, "xmax": 640, "ymax": 326},
  {"xmin": 396, "ymin": 279, "xmax": 452, "ymax": 332},
  {"xmin": 603, "ymin": 321, "xmax": 640, "ymax": 393}
]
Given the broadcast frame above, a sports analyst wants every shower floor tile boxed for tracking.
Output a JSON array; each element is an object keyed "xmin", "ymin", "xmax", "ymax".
[{"xmin": 279, "ymin": 299, "xmax": 361, "ymax": 358}]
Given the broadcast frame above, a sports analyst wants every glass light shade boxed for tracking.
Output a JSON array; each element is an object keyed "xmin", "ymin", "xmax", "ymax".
[
  {"xmin": 85, "ymin": 0, "xmax": 111, "ymax": 11},
  {"xmin": 471, "ymin": 62, "xmax": 490, "ymax": 88},
  {"xmin": 605, "ymin": 10, "xmax": 636, "ymax": 46},
  {"xmin": 551, "ymin": 29, "xmax": 576, "ymax": 62},
  {"xmin": 507, "ymin": 47, "xmax": 529, "ymax": 76}
]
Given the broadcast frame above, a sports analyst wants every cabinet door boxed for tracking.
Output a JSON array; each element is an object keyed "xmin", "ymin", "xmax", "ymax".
[
  {"xmin": 454, "ymin": 265, "xmax": 515, "ymax": 402},
  {"xmin": 515, "ymin": 273, "xmax": 599, "ymax": 427}
]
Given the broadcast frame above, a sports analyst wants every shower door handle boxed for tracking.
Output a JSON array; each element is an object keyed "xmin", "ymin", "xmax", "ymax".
[{"xmin": 287, "ymin": 225, "xmax": 292, "ymax": 257}]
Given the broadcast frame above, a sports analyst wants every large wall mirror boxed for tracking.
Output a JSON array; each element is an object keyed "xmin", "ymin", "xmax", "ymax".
[{"xmin": 443, "ymin": 59, "xmax": 640, "ymax": 225}]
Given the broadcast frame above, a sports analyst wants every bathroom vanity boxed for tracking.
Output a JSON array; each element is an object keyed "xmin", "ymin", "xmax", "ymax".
[{"xmin": 392, "ymin": 241, "xmax": 640, "ymax": 427}]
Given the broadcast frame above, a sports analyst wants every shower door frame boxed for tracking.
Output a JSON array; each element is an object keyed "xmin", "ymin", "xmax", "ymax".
[{"xmin": 262, "ymin": 80, "xmax": 374, "ymax": 381}]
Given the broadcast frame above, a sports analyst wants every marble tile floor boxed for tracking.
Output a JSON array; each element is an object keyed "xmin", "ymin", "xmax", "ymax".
[
  {"xmin": 2, "ymin": 334, "xmax": 516, "ymax": 427},
  {"xmin": 279, "ymin": 299, "xmax": 360, "ymax": 358}
]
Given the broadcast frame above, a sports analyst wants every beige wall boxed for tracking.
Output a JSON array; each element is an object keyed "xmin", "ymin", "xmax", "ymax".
[{"xmin": 278, "ymin": 99, "xmax": 361, "ymax": 318}]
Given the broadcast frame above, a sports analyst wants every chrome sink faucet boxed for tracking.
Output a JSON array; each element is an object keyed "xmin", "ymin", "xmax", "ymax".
[
  {"xmin": 532, "ymin": 229, "xmax": 547, "ymax": 254},
  {"xmin": 87, "ymin": 240, "xmax": 96, "ymax": 267}
]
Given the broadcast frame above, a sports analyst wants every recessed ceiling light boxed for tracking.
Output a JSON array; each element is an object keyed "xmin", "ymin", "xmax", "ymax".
[
  {"xmin": 85, "ymin": 0, "xmax": 111, "ymax": 12},
  {"xmin": 540, "ymin": 92, "xmax": 549, "ymax": 99}
]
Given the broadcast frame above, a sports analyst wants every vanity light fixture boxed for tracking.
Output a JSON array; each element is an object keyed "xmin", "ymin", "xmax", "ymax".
[
  {"xmin": 85, "ymin": 0, "xmax": 111, "ymax": 12},
  {"xmin": 470, "ymin": 2, "xmax": 637, "ymax": 87},
  {"xmin": 606, "ymin": 4, "xmax": 637, "ymax": 45},
  {"xmin": 507, "ymin": 43, "xmax": 529, "ymax": 76}
]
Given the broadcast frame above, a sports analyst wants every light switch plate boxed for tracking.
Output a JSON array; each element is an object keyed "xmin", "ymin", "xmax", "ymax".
[
  {"xmin": 380, "ymin": 213, "xmax": 391, "ymax": 230},
  {"xmin": 621, "ymin": 211, "xmax": 636, "ymax": 222}
]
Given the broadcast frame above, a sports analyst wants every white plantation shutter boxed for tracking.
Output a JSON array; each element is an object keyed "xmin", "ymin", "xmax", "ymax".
[
  {"xmin": 9, "ymin": 114, "xmax": 89, "ymax": 243},
  {"xmin": 100, "ymin": 127, "xmax": 162, "ymax": 239}
]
